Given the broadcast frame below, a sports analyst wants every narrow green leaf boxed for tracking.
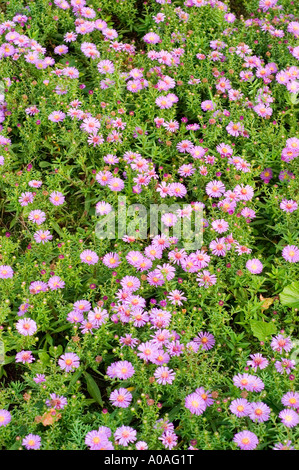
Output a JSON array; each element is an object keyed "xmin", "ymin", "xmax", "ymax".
[{"xmin": 84, "ymin": 372, "xmax": 103, "ymax": 407}]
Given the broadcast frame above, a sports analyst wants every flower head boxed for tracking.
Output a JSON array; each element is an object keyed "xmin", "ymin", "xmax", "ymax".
[
  {"xmin": 233, "ymin": 431, "xmax": 258, "ymax": 450},
  {"xmin": 58, "ymin": 353, "xmax": 80, "ymax": 372}
]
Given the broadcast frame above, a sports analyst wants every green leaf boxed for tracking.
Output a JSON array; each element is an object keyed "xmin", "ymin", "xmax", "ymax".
[
  {"xmin": 9, "ymin": 216, "xmax": 18, "ymax": 229},
  {"xmin": 250, "ymin": 320, "xmax": 277, "ymax": 342},
  {"xmin": 51, "ymin": 324, "xmax": 70, "ymax": 334},
  {"xmin": 84, "ymin": 372, "xmax": 103, "ymax": 407},
  {"xmin": 280, "ymin": 282, "xmax": 299, "ymax": 308},
  {"xmin": 39, "ymin": 161, "xmax": 51, "ymax": 168},
  {"xmin": 67, "ymin": 368, "xmax": 83, "ymax": 392},
  {"xmin": 51, "ymin": 221, "xmax": 63, "ymax": 238},
  {"xmin": 38, "ymin": 352, "xmax": 50, "ymax": 364}
]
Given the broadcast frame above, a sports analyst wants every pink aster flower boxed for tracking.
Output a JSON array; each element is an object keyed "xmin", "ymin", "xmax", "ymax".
[
  {"xmin": 159, "ymin": 431, "xmax": 178, "ymax": 450},
  {"xmin": 271, "ymin": 334, "xmax": 293, "ymax": 353},
  {"xmin": 247, "ymin": 376, "xmax": 265, "ymax": 393},
  {"xmin": 190, "ymin": 145, "xmax": 206, "ymax": 159},
  {"xmin": 281, "ymin": 392, "xmax": 299, "ymax": 409},
  {"xmin": 273, "ymin": 441, "xmax": 295, "ymax": 451},
  {"xmin": 102, "ymin": 252, "xmax": 121, "ymax": 268},
  {"xmin": 28, "ymin": 210, "xmax": 46, "ymax": 225},
  {"xmin": 226, "ymin": 121, "xmax": 244, "ymax": 137},
  {"xmin": 58, "ymin": 352, "xmax": 80, "ymax": 372},
  {"xmin": 54, "ymin": 44, "xmax": 68, "ymax": 55},
  {"xmin": 137, "ymin": 341, "xmax": 159, "ymax": 362},
  {"xmin": 34, "ymin": 230, "xmax": 53, "ymax": 244},
  {"xmin": 167, "ymin": 290, "xmax": 186, "ymax": 306},
  {"xmin": 15, "ymin": 350, "xmax": 35, "ymax": 364},
  {"xmin": 176, "ymin": 140, "xmax": 194, "ymax": 153},
  {"xmin": 114, "ymin": 361, "xmax": 135, "ymax": 380},
  {"xmin": 131, "ymin": 309, "xmax": 149, "ymax": 327},
  {"xmin": 114, "ymin": 425, "xmax": 137, "ymax": 446},
  {"xmin": 275, "ymin": 359, "xmax": 296, "ymax": 374},
  {"xmin": 144, "ymin": 245, "xmax": 163, "ymax": 260},
  {"xmin": 49, "ymin": 191, "xmax": 65, "ymax": 206},
  {"xmin": 143, "ymin": 32, "xmax": 160, "ymax": 44},
  {"xmin": 95, "ymin": 201, "xmax": 112, "ymax": 215},
  {"xmin": 212, "ymin": 219, "xmax": 229, "ymax": 234},
  {"xmin": 206, "ymin": 180, "xmax": 226, "ymax": 198},
  {"xmin": 18, "ymin": 303, "xmax": 29, "ymax": 316},
  {"xmin": 88, "ymin": 308, "xmax": 108, "ymax": 327},
  {"xmin": 279, "ymin": 409, "xmax": 299, "ymax": 428},
  {"xmin": 28, "ymin": 180, "xmax": 43, "ymax": 188},
  {"xmin": 195, "ymin": 387, "xmax": 214, "ymax": 407},
  {"xmin": 108, "ymin": 177, "xmax": 124, "ymax": 192},
  {"xmin": 119, "ymin": 334, "xmax": 139, "ymax": 349},
  {"xmin": 163, "ymin": 120, "xmax": 179, "ymax": 132},
  {"xmin": 233, "ymin": 431, "xmax": 258, "ymax": 450},
  {"xmin": 195, "ymin": 331, "xmax": 215, "ymax": 350},
  {"xmin": 0, "ymin": 409, "xmax": 11, "ymax": 427},
  {"xmin": 229, "ymin": 398, "xmax": 251, "ymax": 417},
  {"xmin": 201, "ymin": 100, "xmax": 215, "ymax": 111},
  {"xmin": 22, "ymin": 434, "xmax": 41, "ymax": 450},
  {"xmin": 87, "ymin": 132, "xmax": 104, "ymax": 146},
  {"xmin": 209, "ymin": 238, "xmax": 227, "ymax": 256},
  {"xmin": 233, "ymin": 373, "xmax": 254, "ymax": 390},
  {"xmin": 156, "ymin": 263, "xmax": 175, "ymax": 281},
  {"xmin": 216, "ymin": 77, "xmax": 231, "ymax": 92},
  {"xmin": 169, "ymin": 182, "xmax": 187, "ymax": 198},
  {"xmin": 178, "ymin": 164, "xmax": 195, "ymax": 177},
  {"xmin": 64, "ymin": 31, "xmax": 77, "ymax": 42},
  {"xmin": 16, "ymin": 318, "xmax": 37, "ymax": 336},
  {"xmin": 33, "ymin": 374, "xmax": 46, "ymax": 383},
  {"xmin": 109, "ymin": 388, "xmax": 132, "ymax": 408},
  {"xmin": 247, "ymin": 353, "xmax": 269, "ymax": 371},
  {"xmin": 136, "ymin": 441, "xmax": 148, "ymax": 450},
  {"xmin": 197, "ymin": 270, "xmax": 217, "ymax": 288},
  {"xmin": 85, "ymin": 430, "xmax": 110, "ymax": 450},
  {"xmin": 80, "ymin": 250, "xmax": 99, "ymax": 265},
  {"xmin": 234, "ymin": 184, "xmax": 254, "ymax": 201},
  {"xmin": 166, "ymin": 340, "xmax": 184, "ymax": 357},
  {"xmin": 254, "ymin": 104, "xmax": 273, "ymax": 118},
  {"xmin": 281, "ymin": 147, "xmax": 299, "ymax": 162},
  {"xmin": 19, "ymin": 192, "xmax": 34, "ymax": 206},
  {"xmin": 185, "ymin": 392, "xmax": 206, "ymax": 415},
  {"xmin": 106, "ymin": 362, "xmax": 119, "ymax": 379},
  {"xmin": 48, "ymin": 110, "xmax": 66, "ymax": 122},
  {"xmin": 181, "ymin": 253, "xmax": 200, "ymax": 273},
  {"xmin": 73, "ymin": 300, "xmax": 91, "ymax": 312},
  {"xmin": 48, "ymin": 275, "xmax": 65, "ymax": 290},
  {"xmin": 147, "ymin": 270, "xmax": 165, "ymax": 287},
  {"xmin": 249, "ymin": 402, "xmax": 271, "ymax": 423},
  {"xmin": 46, "ymin": 393, "xmax": 67, "ymax": 409},
  {"xmin": 97, "ymin": 59, "xmax": 114, "ymax": 74},
  {"xmin": 282, "ymin": 245, "xmax": 299, "ymax": 263},
  {"xmin": 241, "ymin": 208, "xmax": 256, "ymax": 219},
  {"xmin": 156, "ymin": 181, "xmax": 170, "ymax": 198},
  {"xmin": 246, "ymin": 258, "xmax": 263, "ymax": 274},
  {"xmin": 127, "ymin": 80, "xmax": 143, "ymax": 93},
  {"xmin": 154, "ymin": 366, "xmax": 176, "ymax": 385},
  {"xmin": 62, "ymin": 66, "xmax": 79, "ymax": 79},
  {"xmin": 280, "ymin": 200, "xmax": 298, "ymax": 213},
  {"xmin": 29, "ymin": 280, "xmax": 48, "ymax": 294},
  {"xmin": 67, "ymin": 310, "xmax": 84, "ymax": 324},
  {"xmin": 155, "ymin": 95, "xmax": 173, "ymax": 109},
  {"xmin": 0, "ymin": 265, "xmax": 14, "ymax": 279},
  {"xmin": 80, "ymin": 319, "xmax": 96, "ymax": 334}
]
